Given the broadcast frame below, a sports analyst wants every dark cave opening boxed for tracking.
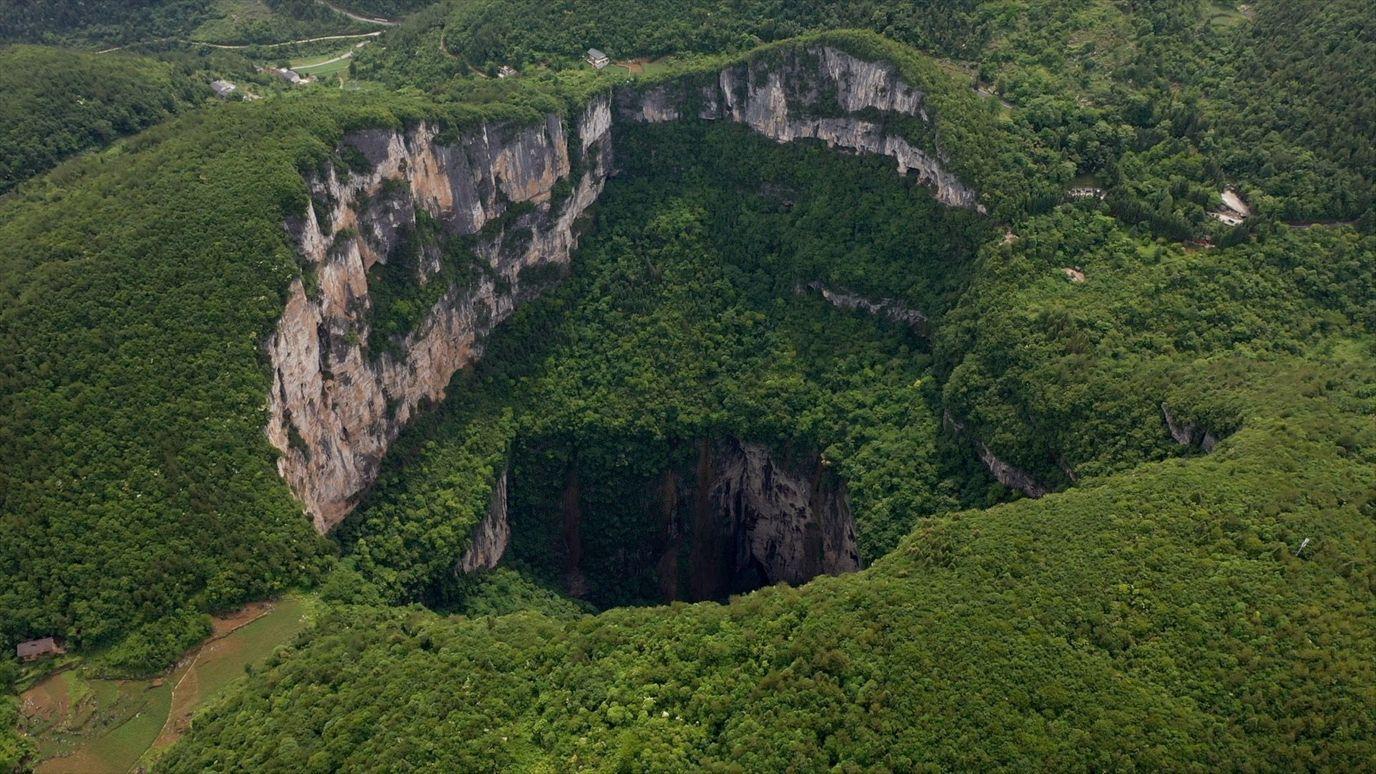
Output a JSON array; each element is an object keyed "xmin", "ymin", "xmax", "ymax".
[{"xmin": 505, "ymin": 434, "xmax": 861, "ymax": 609}]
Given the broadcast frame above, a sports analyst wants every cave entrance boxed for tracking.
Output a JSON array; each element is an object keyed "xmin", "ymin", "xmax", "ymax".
[{"xmin": 505, "ymin": 434, "xmax": 860, "ymax": 609}]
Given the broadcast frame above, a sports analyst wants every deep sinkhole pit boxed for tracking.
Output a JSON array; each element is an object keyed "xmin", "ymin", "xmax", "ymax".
[{"xmin": 505, "ymin": 434, "xmax": 860, "ymax": 609}]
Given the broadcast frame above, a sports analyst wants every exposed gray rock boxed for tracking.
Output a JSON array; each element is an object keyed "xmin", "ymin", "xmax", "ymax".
[
  {"xmin": 267, "ymin": 44, "xmax": 989, "ymax": 536},
  {"xmin": 1162, "ymin": 403, "xmax": 1220, "ymax": 453},
  {"xmin": 943, "ymin": 411, "xmax": 1048, "ymax": 498},
  {"xmin": 267, "ymin": 97, "xmax": 614, "ymax": 532},
  {"xmin": 710, "ymin": 439, "xmax": 860, "ymax": 588},
  {"xmin": 458, "ymin": 468, "xmax": 510, "ymax": 573},
  {"xmin": 618, "ymin": 46, "xmax": 983, "ymax": 211},
  {"xmin": 803, "ymin": 281, "xmax": 928, "ymax": 334}
]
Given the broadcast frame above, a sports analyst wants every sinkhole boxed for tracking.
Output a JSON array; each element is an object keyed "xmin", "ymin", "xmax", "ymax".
[{"xmin": 503, "ymin": 434, "xmax": 860, "ymax": 609}]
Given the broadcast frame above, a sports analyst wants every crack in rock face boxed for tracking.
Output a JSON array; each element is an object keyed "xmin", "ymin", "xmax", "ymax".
[
  {"xmin": 266, "ymin": 99, "xmax": 614, "ymax": 533},
  {"xmin": 265, "ymin": 45, "xmax": 984, "ymax": 549}
]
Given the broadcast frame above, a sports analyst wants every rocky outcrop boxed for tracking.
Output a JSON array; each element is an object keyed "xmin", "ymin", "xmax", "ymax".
[
  {"xmin": 1162, "ymin": 403, "xmax": 1220, "ymax": 453},
  {"xmin": 457, "ymin": 469, "xmax": 510, "ymax": 573},
  {"xmin": 267, "ymin": 43, "xmax": 986, "ymax": 537},
  {"xmin": 267, "ymin": 97, "xmax": 614, "ymax": 532},
  {"xmin": 707, "ymin": 439, "xmax": 860, "ymax": 590},
  {"xmin": 802, "ymin": 281, "xmax": 928, "ymax": 334},
  {"xmin": 943, "ymin": 411, "xmax": 1048, "ymax": 498},
  {"xmin": 543, "ymin": 438, "xmax": 859, "ymax": 603},
  {"xmin": 618, "ymin": 46, "xmax": 984, "ymax": 211}
]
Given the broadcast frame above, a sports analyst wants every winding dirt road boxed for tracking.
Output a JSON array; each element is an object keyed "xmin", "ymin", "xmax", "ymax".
[{"xmin": 315, "ymin": 0, "xmax": 397, "ymax": 26}]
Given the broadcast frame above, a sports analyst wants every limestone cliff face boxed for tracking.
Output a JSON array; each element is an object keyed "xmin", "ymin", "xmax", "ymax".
[
  {"xmin": 618, "ymin": 45, "xmax": 984, "ymax": 211},
  {"xmin": 547, "ymin": 438, "xmax": 859, "ymax": 603},
  {"xmin": 267, "ymin": 44, "xmax": 986, "ymax": 538},
  {"xmin": 458, "ymin": 469, "xmax": 510, "ymax": 573},
  {"xmin": 943, "ymin": 411, "xmax": 1048, "ymax": 499},
  {"xmin": 1162, "ymin": 403, "xmax": 1220, "ymax": 453},
  {"xmin": 267, "ymin": 97, "xmax": 613, "ymax": 532},
  {"xmin": 707, "ymin": 439, "xmax": 860, "ymax": 590}
]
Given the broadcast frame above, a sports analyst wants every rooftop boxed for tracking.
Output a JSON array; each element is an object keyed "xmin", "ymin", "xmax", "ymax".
[{"xmin": 17, "ymin": 636, "xmax": 63, "ymax": 660}]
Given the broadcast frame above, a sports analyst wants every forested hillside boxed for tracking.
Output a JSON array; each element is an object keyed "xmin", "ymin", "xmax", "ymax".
[
  {"xmin": 0, "ymin": 0, "xmax": 211, "ymax": 46},
  {"xmin": 3, "ymin": 0, "xmax": 1374, "ymax": 769},
  {"xmin": 1209, "ymin": 0, "xmax": 1376, "ymax": 219},
  {"xmin": 165, "ymin": 163, "xmax": 1376, "ymax": 766},
  {"xmin": 335, "ymin": 121, "xmax": 1000, "ymax": 608},
  {"xmin": 356, "ymin": 0, "xmax": 1374, "ymax": 226},
  {"xmin": 0, "ymin": 46, "xmax": 205, "ymax": 192},
  {"xmin": 0, "ymin": 91, "xmax": 437, "ymax": 671},
  {"xmin": 0, "ymin": 0, "xmax": 386, "ymax": 47}
]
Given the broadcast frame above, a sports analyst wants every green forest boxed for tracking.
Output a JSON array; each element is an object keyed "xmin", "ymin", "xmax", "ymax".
[
  {"xmin": 0, "ymin": 0, "xmax": 381, "ymax": 46},
  {"xmin": 0, "ymin": 46, "xmax": 204, "ymax": 192},
  {"xmin": 1, "ymin": 0, "xmax": 1374, "ymax": 770}
]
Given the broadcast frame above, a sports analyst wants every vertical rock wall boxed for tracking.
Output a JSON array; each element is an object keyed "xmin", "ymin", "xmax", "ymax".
[
  {"xmin": 618, "ymin": 46, "xmax": 984, "ymax": 211},
  {"xmin": 706, "ymin": 439, "xmax": 861, "ymax": 592},
  {"xmin": 266, "ymin": 43, "xmax": 987, "ymax": 545},
  {"xmin": 267, "ymin": 98, "xmax": 614, "ymax": 532},
  {"xmin": 457, "ymin": 469, "xmax": 510, "ymax": 573}
]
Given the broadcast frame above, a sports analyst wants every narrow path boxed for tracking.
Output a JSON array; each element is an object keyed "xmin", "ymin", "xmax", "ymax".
[
  {"xmin": 438, "ymin": 25, "xmax": 458, "ymax": 60},
  {"xmin": 315, "ymin": 0, "xmax": 397, "ymax": 26},
  {"xmin": 198, "ymin": 31, "xmax": 383, "ymax": 50},
  {"xmin": 146, "ymin": 603, "xmax": 275, "ymax": 755},
  {"xmin": 96, "ymin": 31, "xmax": 381, "ymax": 54}
]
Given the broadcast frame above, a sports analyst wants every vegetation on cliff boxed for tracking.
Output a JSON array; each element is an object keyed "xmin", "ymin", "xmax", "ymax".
[
  {"xmin": 157, "ymin": 45, "xmax": 1376, "ymax": 762},
  {"xmin": 338, "ymin": 119, "xmax": 998, "ymax": 607},
  {"xmin": 0, "ymin": 0, "xmax": 381, "ymax": 47},
  {"xmin": 358, "ymin": 0, "xmax": 1374, "ymax": 227},
  {"xmin": 2, "ymin": 1, "xmax": 1375, "ymax": 768},
  {"xmin": 164, "ymin": 356, "xmax": 1376, "ymax": 768}
]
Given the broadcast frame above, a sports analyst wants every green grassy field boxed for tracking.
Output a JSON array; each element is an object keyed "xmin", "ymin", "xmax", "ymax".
[
  {"xmin": 20, "ymin": 596, "xmax": 316, "ymax": 773},
  {"xmin": 291, "ymin": 46, "xmax": 358, "ymax": 79}
]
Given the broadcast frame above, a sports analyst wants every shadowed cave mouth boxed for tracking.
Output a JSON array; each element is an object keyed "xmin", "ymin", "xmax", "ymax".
[{"xmin": 505, "ymin": 434, "xmax": 860, "ymax": 609}]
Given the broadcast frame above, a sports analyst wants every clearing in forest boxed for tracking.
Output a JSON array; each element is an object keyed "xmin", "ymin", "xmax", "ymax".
[{"xmin": 19, "ymin": 596, "xmax": 315, "ymax": 773}]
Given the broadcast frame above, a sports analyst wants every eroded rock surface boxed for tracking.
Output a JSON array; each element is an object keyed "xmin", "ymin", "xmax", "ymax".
[
  {"xmin": 458, "ymin": 469, "xmax": 510, "ymax": 573},
  {"xmin": 943, "ymin": 411, "xmax": 1048, "ymax": 498},
  {"xmin": 267, "ymin": 99, "xmax": 613, "ymax": 532},
  {"xmin": 619, "ymin": 46, "xmax": 983, "ymax": 211},
  {"xmin": 268, "ymin": 44, "xmax": 985, "ymax": 537},
  {"xmin": 1162, "ymin": 403, "xmax": 1221, "ymax": 453},
  {"xmin": 803, "ymin": 281, "xmax": 928, "ymax": 333},
  {"xmin": 707, "ymin": 439, "xmax": 860, "ymax": 591}
]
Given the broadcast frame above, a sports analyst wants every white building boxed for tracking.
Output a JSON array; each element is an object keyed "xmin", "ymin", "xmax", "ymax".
[{"xmin": 586, "ymin": 48, "xmax": 610, "ymax": 69}]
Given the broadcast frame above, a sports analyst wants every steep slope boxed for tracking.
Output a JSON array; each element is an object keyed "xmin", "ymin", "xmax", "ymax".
[
  {"xmin": 268, "ymin": 35, "xmax": 1000, "ymax": 533},
  {"xmin": 159, "ymin": 347, "xmax": 1376, "ymax": 770},
  {"xmin": 0, "ymin": 45, "xmax": 202, "ymax": 193},
  {"xmin": 0, "ymin": 31, "xmax": 1015, "ymax": 660},
  {"xmin": 186, "ymin": 101, "xmax": 1372, "ymax": 767},
  {"xmin": 267, "ymin": 100, "xmax": 615, "ymax": 531},
  {"xmin": 3, "ymin": 15, "xmax": 1374, "ymax": 769}
]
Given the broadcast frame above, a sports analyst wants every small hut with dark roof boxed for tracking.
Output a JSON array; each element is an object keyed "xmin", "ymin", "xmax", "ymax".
[{"xmin": 16, "ymin": 637, "xmax": 65, "ymax": 662}]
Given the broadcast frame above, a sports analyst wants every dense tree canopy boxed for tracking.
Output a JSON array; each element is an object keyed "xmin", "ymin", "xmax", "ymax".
[
  {"xmin": 0, "ymin": 45, "xmax": 204, "ymax": 192},
  {"xmin": 2, "ymin": 0, "xmax": 1374, "ymax": 769}
]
